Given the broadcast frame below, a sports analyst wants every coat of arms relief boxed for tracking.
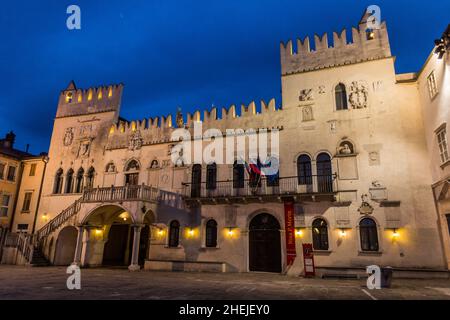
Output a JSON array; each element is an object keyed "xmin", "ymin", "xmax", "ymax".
[{"xmin": 349, "ymin": 81, "xmax": 369, "ymax": 109}]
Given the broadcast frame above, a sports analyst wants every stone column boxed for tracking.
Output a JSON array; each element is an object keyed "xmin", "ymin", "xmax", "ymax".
[
  {"xmin": 128, "ymin": 224, "xmax": 143, "ymax": 271},
  {"xmin": 81, "ymin": 226, "xmax": 94, "ymax": 267},
  {"xmin": 72, "ymin": 225, "xmax": 85, "ymax": 266}
]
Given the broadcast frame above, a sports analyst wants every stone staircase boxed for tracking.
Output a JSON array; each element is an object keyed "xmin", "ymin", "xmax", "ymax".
[{"xmin": 29, "ymin": 248, "xmax": 50, "ymax": 267}]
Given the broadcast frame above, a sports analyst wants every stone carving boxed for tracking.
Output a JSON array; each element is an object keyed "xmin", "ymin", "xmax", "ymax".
[
  {"xmin": 106, "ymin": 162, "xmax": 116, "ymax": 173},
  {"xmin": 349, "ymin": 81, "xmax": 368, "ymax": 109},
  {"xmin": 78, "ymin": 140, "xmax": 91, "ymax": 158},
  {"xmin": 302, "ymin": 106, "xmax": 314, "ymax": 122},
  {"xmin": 329, "ymin": 120, "xmax": 337, "ymax": 134},
  {"xmin": 358, "ymin": 194, "xmax": 374, "ymax": 215},
  {"xmin": 150, "ymin": 159, "xmax": 160, "ymax": 169},
  {"xmin": 63, "ymin": 128, "xmax": 74, "ymax": 146},
  {"xmin": 338, "ymin": 141, "xmax": 354, "ymax": 155},
  {"xmin": 128, "ymin": 130, "xmax": 143, "ymax": 151},
  {"xmin": 369, "ymin": 151, "xmax": 380, "ymax": 166},
  {"xmin": 318, "ymin": 85, "xmax": 326, "ymax": 94},
  {"xmin": 299, "ymin": 89, "xmax": 313, "ymax": 102}
]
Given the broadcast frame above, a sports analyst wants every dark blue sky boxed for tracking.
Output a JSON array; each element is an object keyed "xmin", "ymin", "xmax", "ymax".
[{"xmin": 1, "ymin": 0, "xmax": 449, "ymax": 153}]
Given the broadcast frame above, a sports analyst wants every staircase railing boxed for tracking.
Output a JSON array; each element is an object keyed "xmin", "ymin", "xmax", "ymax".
[
  {"xmin": 81, "ymin": 184, "xmax": 160, "ymax": 203},
  {"xmin": 35, "ymin": 198, "xmax": 82, "ymax": 244}
]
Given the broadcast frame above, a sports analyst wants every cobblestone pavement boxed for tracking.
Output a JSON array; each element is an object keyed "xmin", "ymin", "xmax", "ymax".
[{"xmin": 0, "ymin": 266, "xmax": 450, "ymax": 300}]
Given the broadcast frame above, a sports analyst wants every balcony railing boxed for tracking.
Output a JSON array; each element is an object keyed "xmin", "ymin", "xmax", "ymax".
[
  {"xmin": 81, "ymin": 184, "xmax": 160, "ymax": 203},
  {"xmin": 182, "ymin": 175, "xmax": 337, "ymax": 200}
]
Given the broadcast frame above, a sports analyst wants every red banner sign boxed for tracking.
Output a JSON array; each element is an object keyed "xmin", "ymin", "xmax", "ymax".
[
  {"xmin": 302, "ymin": 243, "xmax": 315, "ymax": 277},
  {"xmin": 284, "ymin": 201, "xmax": 296, "ymax": 266}
]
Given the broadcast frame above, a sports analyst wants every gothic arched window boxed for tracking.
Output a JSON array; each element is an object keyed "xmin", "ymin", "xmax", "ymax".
[
  {"xmin": 360, "ymin": 218, "xmax": 379, "ymax": 252},
  {"xmin": 312, "ymin": 218, "xmax": 329, "ymax": 251},
  {"xmin": 205, "ymin": 219, "xmax": 218, "ymax": 248},
  {"xmin": 65, "ymin": 169, "xmax": 74, "ymax": 194},
  {"xmin": 75, "ymin": 168, "xmax": 84, "ymax": 193},
  {"xmin": 168, "ymin": 220, "xmax": 180, "ymax": 247},
  {"xmin": 86, "ymin": 167, "xmax": 95, "ymax": 189},
  {"xmin": 335, "ymin": 83, "xmax": 348, "ymax": 111},
  {"xmin": 53, "ymin": 169, "xmax": 64, "ymax": 194}
]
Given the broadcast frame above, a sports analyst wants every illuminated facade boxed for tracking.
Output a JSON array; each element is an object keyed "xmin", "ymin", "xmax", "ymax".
[{"xmin": 2, "ymin": 13, "xmax": 450, "ymax": 276}]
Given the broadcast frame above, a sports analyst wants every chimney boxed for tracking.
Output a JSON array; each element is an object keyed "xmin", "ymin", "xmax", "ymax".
[{"xmin": 2, "ymin": 131, "xmax": 16, "ymax": 149}]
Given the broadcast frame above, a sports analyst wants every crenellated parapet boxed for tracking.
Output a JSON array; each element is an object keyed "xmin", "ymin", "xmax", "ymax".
[
  {"xmin": 280, "ymin": 13, "xmax": 392, "ymax": 75},
  {"xmin": 56, "ymin": 81, "xmax": 124, "ymax": 118},
  {"xmin": 105, "ymin": 98, "xmax": 280, "ymax": 150}
]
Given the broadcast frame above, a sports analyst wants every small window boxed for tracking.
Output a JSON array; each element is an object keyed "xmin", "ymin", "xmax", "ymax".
[
  {"xmin": 0, "ymin": 163, "xmax": 5, "ymax": 180},
  {"xmin": 0, "ymin": 195, "xmax": 10, "ymax": 217},
  {"xmin": 21, "ymin": 192, "xmax": 33, "ymax": 212},
  {"xmin": 366, "ymin": 29, "xmax": 375, "ymax": 40},
  {"xmin": 360, "ymin": 218, "xmax": 379, "ymax": 252},
  {"xmin": 17, "ymin": 224, "xmax": 29, "ymax": 232},
  {"xmin": 233, "ymin": 161, "xmax": 245, "ymax": 189},
  {"xmin": 86, "ymin": 167, "xmax": 95, "ymax": 189},
  {"xmin": 297, "ymin": 155, "xmax": 312, "ymax": 185},
  {"xmin": 168, "ymin": 220, "xmax": 180, "ymax": 247},
  {"xmin": 65, "ymin": 92, "xmax": 73, "ymax": 103},
  {"xmin": 427, "ymin": 71, "xmax": 438, "ymax": 99},
  {"xmin": 312, "ymin": 218, "xmax": 329, "ymax": 251},
  {"xmin": 335, "ymin": 83, "xmax": 348, "ymax": 111},
  {"xmin": 205, "ymin": 219, "xmax": 218, "ymax": 248},
  {"xmin": 437, "ymin": 127, "xmax": 449, "ymax": 164},
  {"xmin": 29, "ymin": 164, "xmax": 37, "ymax": 176},
  {"xmin": 7, "ymin": 166, "xmax": 16, "ymax": 182}
]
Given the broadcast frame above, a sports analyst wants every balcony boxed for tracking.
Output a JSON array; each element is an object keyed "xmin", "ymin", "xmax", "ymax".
[
  {"xmin": 81, "ymin": 185, "xmax": 160, "ymax": 203},
  {"xmin": 182, "ymin": 175, "xmax": 338, "ymax": 205}
]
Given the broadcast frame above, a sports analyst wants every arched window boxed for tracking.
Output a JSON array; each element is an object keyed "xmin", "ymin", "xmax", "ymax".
[
  {"xmin": 65, "ymin": 169, "xmax": 74, "ymax": 194},
  {"xmin": 205, "ymin": 219, "xmax": 218, "ymax": 248},
  {"xmin": 85, "ymin": 167, "xmax": 95, "ymax": 189},
  {"xmin": 335, "ymin": 83, "xmax": 348, "ymax": 110},
  {"xmin": 53, "ymin": 169, "xmax": 64, "ymax": 194},
  {"xmin": 233, "ymin": 161, "xmax": 245, "ymax": 189},
  {"xmin": 297, "ymin": 155, "xmax": 312, "ymax": 185},
  {"xmin": 206, "ymin": 163, "xmax": 217, "ymax": 190},
  {"xmin": 360, "ymin": 218, "xmax": 379, "ymax": 252},
  {"xmin": 168, "ymin": 220, "xmax": 180, "ymax": 247},
  {"xmin": 312, "ymin": 218, "xmax": 329, "ymax": 251},
  {"xmin": 317, "ymin": 153, "xmax": 333, "ymax": 193},
  {"xmin": 191, "ymin": 164, "xmax": 202, "ymax": 198},
  {"xmin": 125, "ymin": 160, "xmax": 140, "ymax": 172},
  {"xmin": 75, "ymin": 168, "xmax": 84, "ymax": 193}
]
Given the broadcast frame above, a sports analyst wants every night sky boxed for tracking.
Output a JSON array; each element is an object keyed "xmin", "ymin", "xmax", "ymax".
[{"xmin": 1, "ymin": 0, "xmax": 449, "ymax": 154}]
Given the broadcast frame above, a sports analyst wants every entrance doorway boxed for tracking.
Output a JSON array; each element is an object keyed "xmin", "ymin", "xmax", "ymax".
[
  {"xmin": 249, "ymin": 213, "xmax": 282, "ymax": 273},
  {"xmin": 102, "ymin": 224, "xmax": 131, "ymax": 266}
]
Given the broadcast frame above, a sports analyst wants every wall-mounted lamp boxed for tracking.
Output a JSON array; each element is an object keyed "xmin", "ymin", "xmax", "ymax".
[
  {"xmin": 295, "ymin": 228, "xmax": 304, "ymax": 238},
  {"xmin": 392, "ymin": 229, "xmax": 400, "ymax": 239},
  {"xmin": 41, "ymin": 214, "xmax": 49, "ymax": 222},
  {"xmin": 157, "ymin": 228, "xmax": 165, "ymax": 236},
  {"xmin": 339, "ymin": 229, "xmax": 347, "ymax": 238},
  {"xmin": 95, "ymin": 228, "xmax": 103, "ymax": 236}
]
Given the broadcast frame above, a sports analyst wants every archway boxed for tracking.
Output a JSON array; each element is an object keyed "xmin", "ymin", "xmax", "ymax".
[
  {"xmin": 54, "ymin": 226, "xmax": 78, "ymax": 266},
  {"xmin": 82, "ymin": 205, "xmax": 135, "ymax": 267},
  {"xmin": 249, "ymin": 213, "xmax": 282, "ymax": 273}
]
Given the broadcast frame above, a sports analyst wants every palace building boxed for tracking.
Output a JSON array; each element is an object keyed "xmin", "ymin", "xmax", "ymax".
[{"xmin": 2, "ymin": 12, "xmax": 450, "ymax": 277}]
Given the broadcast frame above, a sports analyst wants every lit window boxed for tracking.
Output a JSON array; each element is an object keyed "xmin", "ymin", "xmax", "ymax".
[
  {"xmin": 65, "ymin": 92, "xmax": 73, "ymax": 103},
  {"xmin": 108, "ymin": 87, "xmax": 113, "ymax": 98},
  {"xmin": 366, "ymin": 29, "xmax": 375, "ymax": 40},
  {"xmin": 21, "ymin": 192, "xmax": 33, "ymax": 212},
  {"xmin": 427, "ymin": 71, "xmax": 438, "ymax": 99},
  {"xmin": 437, "ymin": 127, "xmax": 449, "ymax": 164},
  {"xmin": 78, "ymin": 93, "xmax": 82, "ymax": 103},
  {"xmin": 29, "ymin": 164, "xmax": 36, "ymax": 176},
  {"xmin": 0, "ymin": 195, "xmax": 10, "ymax": 217},
  {"xmin": 88, "ymin": 90, "xmax": 93, "ymax": 101},
  {"xmin": 98, "ymin": 90, "xmax": 102, "ymax": 100},
  {"xmin": 7, "ymin": 166, "xmax": 16, "ymax": 182},
  {"xmin": 312, "ymin": 218, "xmax": 329, "ymax": 251}
]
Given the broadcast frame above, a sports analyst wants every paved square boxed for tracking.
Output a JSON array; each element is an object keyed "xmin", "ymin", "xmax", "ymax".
[{"xmin": 0, "ymin": 266, "xmax": 450, "ymax": 300}]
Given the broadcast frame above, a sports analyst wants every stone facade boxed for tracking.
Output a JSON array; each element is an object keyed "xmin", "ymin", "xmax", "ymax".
[{"xmin": 3, "ymin": 14, "xmax": 450, "ymax": 276}]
